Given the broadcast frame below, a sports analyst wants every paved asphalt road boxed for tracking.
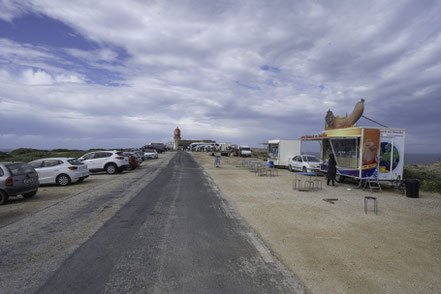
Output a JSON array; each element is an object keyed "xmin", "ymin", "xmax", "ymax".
[{"xmin": 38, "ymin": 151, "xmax": 304, "ymax": 293}]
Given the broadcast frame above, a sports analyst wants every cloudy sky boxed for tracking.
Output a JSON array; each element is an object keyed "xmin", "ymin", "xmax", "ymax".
[{"xmin": 0, "ymin": 0, "xmax": 440, "ymax": 152}]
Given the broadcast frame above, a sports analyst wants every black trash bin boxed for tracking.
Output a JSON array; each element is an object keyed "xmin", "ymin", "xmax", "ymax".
[{"xmin": 404, "ymin": 179, "xmax": 420, "ymax": 198}]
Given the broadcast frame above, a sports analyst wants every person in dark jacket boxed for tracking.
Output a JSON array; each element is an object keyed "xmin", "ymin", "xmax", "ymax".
[{"xmin": 327, "ymin": 153, "xmax": 337, "ymax": 186}]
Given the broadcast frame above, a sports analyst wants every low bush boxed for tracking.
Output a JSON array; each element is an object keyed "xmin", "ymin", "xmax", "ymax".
[
  {"xmin": 4, "ymin": 148, "xmax": 87, "ymax": 162},
  {"xmin": 404, "ymin": 166, "xmax": 441, "ymax": 194}
]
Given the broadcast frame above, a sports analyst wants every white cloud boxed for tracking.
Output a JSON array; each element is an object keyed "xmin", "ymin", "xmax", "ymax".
[
  {"xmin": 54, "ymin": 74, "xmax": 84, "ymax": 83},
  {"xmin": 21, "ymin": 69, "xmax": 54, "ymax": 85},
  {"xmin": 0, "ymin": 1, "xmax": 441, "ymax": 151},
  {"xmin": 65, "ymin": 48, "xmax": 118, "ymax": 62},
  {"xmin": 0, "ymin": 0, "xmax": 27, "ymax": 21}
]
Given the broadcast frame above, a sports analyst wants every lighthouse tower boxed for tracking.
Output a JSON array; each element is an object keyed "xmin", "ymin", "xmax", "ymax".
[{"xmin": 173, "ymin": 127, "xmax": 181, "ymax": 150}]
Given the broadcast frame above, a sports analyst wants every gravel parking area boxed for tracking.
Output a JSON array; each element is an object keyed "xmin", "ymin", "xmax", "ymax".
[
  {"xmin": 0, "ymin": 154, "xmax": 174, "ymax": 294},
  {"xmin": 1, "ymin": 172, "xmax": 111, "ymax": 227},
  {"xmin": 192, "ymin": 152, "xmax": 441, "ymax": 294}
]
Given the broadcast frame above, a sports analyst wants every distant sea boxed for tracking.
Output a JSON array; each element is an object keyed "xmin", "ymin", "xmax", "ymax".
[{"xmin": 404, "ymin": 153, "xmax": 441, "ymax": 165}]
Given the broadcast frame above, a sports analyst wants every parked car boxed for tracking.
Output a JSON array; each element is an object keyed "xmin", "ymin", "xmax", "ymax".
[
  {"xmin": 0, "ymin": 162, "xmax": 39, "ymax": 205},
  {"xmin": 288, "ymin": 155, "xmax": 322, "ymax": 173},
  {"xmin": 127, "ymin": 149, "xmax": 145, "ymax": 161},
  {"xmin": 239, "ymin": 145, "xmax": 252, "ymax": 157},
  {"xmin": 79, "ymin": 151, "xmax": 129, "ymax": 174},
  {"xmin": 123, "ymin": 152, "xmax": 139, "ymax": 170},
  {"xmin": 144, "ymin": 149, "xmax": 158, "ymax": 159},
  {"xmin": 28, "ymin": 158, "xmax": 89, "ymax": 186}
]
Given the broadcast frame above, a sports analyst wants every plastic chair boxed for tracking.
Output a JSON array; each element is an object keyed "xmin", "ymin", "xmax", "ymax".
[
  {"xmin": 292, "ymin": 173, "xmax": 302, "ymax": 190},
  {"xmin": 313, "ymin": 177, "xmax": 322, "ymax": 191},
  {"xmin": 268, "ymin": 161, "xmax": 278, "ymax": 177}
]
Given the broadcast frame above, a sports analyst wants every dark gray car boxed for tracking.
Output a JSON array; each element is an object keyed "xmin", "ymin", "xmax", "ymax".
[{"xmin": 0, "ymin": 162, "xmax": 39, "ymax": 205}]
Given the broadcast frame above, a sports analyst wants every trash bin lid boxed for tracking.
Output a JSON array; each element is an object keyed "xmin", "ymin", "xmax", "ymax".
[{"xmin": 405, "ymin": 178, "xmax": 420, "ymax": 184}]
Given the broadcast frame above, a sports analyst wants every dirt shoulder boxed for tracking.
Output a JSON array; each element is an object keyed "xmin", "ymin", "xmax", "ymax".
[{"xmin": 192, "ymin": 152, "xmax": 441, "ymax": 294}]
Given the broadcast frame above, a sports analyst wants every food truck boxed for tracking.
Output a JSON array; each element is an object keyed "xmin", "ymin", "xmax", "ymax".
[
  {"xmin": 267, "ymin": 139, "xmax": 301, "ymax": 167},
  {"xmin": 301, "ymin": 127, "xmax": 405, "ymax": 182}
]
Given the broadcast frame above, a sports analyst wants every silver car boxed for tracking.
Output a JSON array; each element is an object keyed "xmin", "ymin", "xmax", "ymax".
[
  {"xmin": 288, "ymin": 155, "xmax": 322, "ymax": 173},
  {"xmin": 29, "ymin": 158, "xmax": 89, "ymax": 186},
  {"xmin": 0, "ymin": 162, "xmax": 39, "ymax": 205},
  {"xmin": 144, "ymin": 149, "xmax": 158, "ymax": 159}
]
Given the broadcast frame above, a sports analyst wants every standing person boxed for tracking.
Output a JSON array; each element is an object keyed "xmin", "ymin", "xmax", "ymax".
[
  {"xmin": 327, "ymin": 153, "xmax": 337, "ymax": 186},
  {"xmin": 214, "ymin": 150, "xmax": 221, "ymax": 168}
]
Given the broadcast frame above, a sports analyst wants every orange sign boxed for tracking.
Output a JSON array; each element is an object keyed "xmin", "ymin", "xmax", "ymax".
[{"xmin": 362, "ymin": 129, "xmax": 380, "ymax": 168}]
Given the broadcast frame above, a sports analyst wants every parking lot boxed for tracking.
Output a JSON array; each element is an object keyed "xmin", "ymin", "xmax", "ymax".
[
  {"xmin": 1, "ymin": 171, "xmax": 111, "ymax": 227},
  {"xmin": 0, "ymin": 153, "xmax": 173, "ymax": 293}
]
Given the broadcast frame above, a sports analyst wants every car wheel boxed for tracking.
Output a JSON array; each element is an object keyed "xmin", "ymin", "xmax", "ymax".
[
  {"xmin": 302, "ymin": 166, "xmax": 307, "ymax": 173},
  {"xmin": 57, "ymin": 174, "xmax": 71, "ymax": 186},
  {"xmin": 105, "ymin": 163, "xmax": 117, "ymax": 175},
  {"xmin": 22, "ymin": 190, "xmax": 37, "ymax": 198},
  {"xmin": 0, "ymin": 190, "xmax": 9, "ymax": 205},
  {"xmin": 288, "ymin": 164, "xmax": 292, "ymax": 172}
]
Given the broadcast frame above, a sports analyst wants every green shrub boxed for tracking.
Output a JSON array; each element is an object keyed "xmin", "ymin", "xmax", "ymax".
[
  {"xmin": 404, "ymin": 166, "xmax": 441, "ymax": 194},
  {"xmin": 9, "ymin": 148, "xmax": 48, "ymax": 155},
  {"xmin": 3, "ymin": 148, "xmax": 89, "ymax": 162},
  {"xmin": 0, "ymin": 152, "xmax": 12, "ymax": 161}
]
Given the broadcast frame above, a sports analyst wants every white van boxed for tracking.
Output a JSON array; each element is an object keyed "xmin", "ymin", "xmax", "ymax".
[{"xmin": 239, "ymin": 145, "xmax": 252, "ymax": 157}]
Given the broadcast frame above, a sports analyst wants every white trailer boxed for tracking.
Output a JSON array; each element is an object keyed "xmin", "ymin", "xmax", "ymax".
[
  {"xmin": 267, "ymin": 139, "xmax": 301, "ymax": 167},
  {"xmin": 218, "ymin": 143, "xmax": 230, "ymax": 156}
]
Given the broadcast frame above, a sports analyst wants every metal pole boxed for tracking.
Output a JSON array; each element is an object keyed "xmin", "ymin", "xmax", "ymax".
[{"xmin": 361, "ymin": 115, "xmax": 388, "ymax": 128}]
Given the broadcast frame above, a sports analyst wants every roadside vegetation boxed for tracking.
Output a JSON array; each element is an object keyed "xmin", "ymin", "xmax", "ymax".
[
  {"xmin": 404, "ymin": 163, "xmax": 441, "ymax": 194},
  {"xmin": 0, "ymin": 148, "xmax": 106, "ymax": 162},
  {"xmin": 251, "ymin": 148, "xmax": 267, "ymax": 161}
]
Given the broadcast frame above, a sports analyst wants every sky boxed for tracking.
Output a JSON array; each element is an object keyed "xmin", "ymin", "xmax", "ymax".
[{"xmin": 0, "ymin": 0, "xmax": 440, "ymax": 152}]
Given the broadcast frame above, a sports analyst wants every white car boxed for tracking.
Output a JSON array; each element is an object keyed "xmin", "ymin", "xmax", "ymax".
[
  {"xmin": 144, "ymin": 149, "xmax": 158, "ymax": 159},
  {"xmin": 79, "ymin": 151, "xmax": 129, "ymax": 174},
  {"xmin": 288, "ymin": 155, "xmax": 322, "ymax": 173},
  {"xmin": 29, "ymin": 158, "xmax": 89, "ymax": 186}
]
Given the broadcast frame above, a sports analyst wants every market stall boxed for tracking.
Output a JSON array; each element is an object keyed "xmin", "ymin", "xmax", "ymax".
[{"xmin": 302, "ymin": 127, "xmax": 405, "ymax": 182}]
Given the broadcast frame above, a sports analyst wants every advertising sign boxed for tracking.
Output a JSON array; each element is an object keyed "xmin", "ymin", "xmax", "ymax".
[
  {"xmin": 378, "ymin": 129, "xmax": 405, "ymax": 180},
  {"xmin": 362, "ymin": 129, "xmax": 380, "ymax": 168}
]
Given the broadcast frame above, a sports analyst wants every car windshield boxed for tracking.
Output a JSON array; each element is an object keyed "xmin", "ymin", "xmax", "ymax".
[
  {"xmin": 145, "ymin": 149, "xmax": 156, "ymax": 152},
  {"xmin": 305, "ymin": 156, "xmax": 320, "ymax": 162},
  {"xmin": 6, "ymin": 163, "xmax": 35, "ymax": 176},
  {"xmin": 241, "ymin": 147, "xmax": 251, "ymax": 151},
  {"xmin": 68, "ymin": 159, "xmax": 83, "ymax": 165},
  {"xmin": 116, "ymin": 151, "xmax": 125, "ymax": 156}
]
